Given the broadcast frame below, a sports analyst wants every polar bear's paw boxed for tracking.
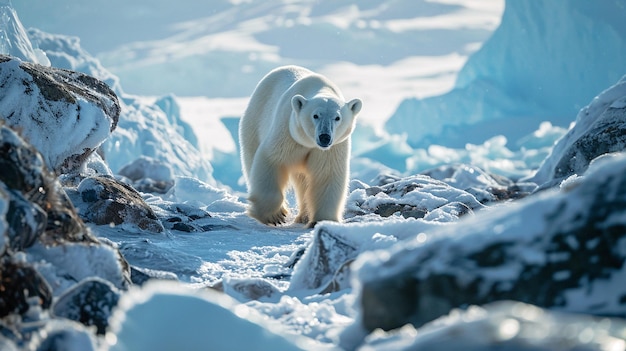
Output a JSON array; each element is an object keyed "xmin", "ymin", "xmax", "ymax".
[
  {"xmin": 250, "ymin": 205, "xmax": 288, "ymax": 226},
  {"xmin": 293, "ymin": 212, "xmax": 310, "ymax": 225}
]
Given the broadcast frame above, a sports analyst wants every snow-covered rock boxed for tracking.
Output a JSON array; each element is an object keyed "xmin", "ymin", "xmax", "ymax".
[
  {"xmin": 529, "ymin": 75, "xmax": 626, "ymax": 187},
  {"xmin": 386, "ymin": 0, "xmax": 626, "ymax": 148},
  {"xmin": 0, "ymin": 55, "xmax": 120, "ymax": 174},
  {"xmin": 349, "ymin": 152, "xmax": 626, "ymax": 337},
  {"xmin": 290, "ymin": 166, "xmax": 531, "ymax": 294},
  {"xmin": 76, "ymin": 176, "xmax": 165, "ymax": 233},
  {"xmin": 0, "ymin": 124, "xmax": 130, "ymax": 345},
  {"xmin": 358, "ymin": 301, "xmax": 626, "ymax": 351},
  {"xmin": 52, "ymin": 277, "xmax": 121, "ymax": 335},
  {"xmin": 346, "ymin": 173, "xmax": 483, "ymax": 221},
  {"xmin": 26, "ymin": 22, "xmax": 213, "ymax": 183}
]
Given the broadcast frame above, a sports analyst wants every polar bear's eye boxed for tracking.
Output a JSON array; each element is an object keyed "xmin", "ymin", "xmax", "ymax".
[
  {"xmin": 313, "ymin": 114, "xmax": 319, "ymax": 119},
  {"xmin": 335, "ymin": 116, "xmax": 341, "ymax": 121}
]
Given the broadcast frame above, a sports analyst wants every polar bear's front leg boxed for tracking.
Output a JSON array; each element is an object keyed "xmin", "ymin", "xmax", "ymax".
[
  {"xmin": 306, "ymin": 148, "xmax": 349, "ymax": 227},
  {"xmin": 247, "ymin": 156, "xmax": 289, "ymax": 225}
]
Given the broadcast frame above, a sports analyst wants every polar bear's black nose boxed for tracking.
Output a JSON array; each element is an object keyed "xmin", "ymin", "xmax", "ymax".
[{"xmin": 318, "ymin": 134, "xmax": 332, "ymax": 147}]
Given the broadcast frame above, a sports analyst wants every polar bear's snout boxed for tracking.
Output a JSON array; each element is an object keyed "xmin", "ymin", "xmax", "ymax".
[{"xmin": 318, "ymin": 133, "xmax": 332, "ymax": 148}]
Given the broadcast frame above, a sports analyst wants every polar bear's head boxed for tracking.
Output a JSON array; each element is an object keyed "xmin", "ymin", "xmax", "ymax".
[{"xmin": 290, "ymin": 95, "xmax": 362, "ymax": 150}]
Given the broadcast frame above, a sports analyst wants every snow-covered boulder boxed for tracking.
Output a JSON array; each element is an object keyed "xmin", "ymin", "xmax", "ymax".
[
  {"xmin": 77, "ymin": 176, "xmax": 165, "ymax": 233},
  {"xmin": 0, "ymin": 55, "xmax": 120, "ymax": 174},
  {"xmin": 357, "ymin": 301, "xmax": 626, "ymax": 351},
  {"xmin": 52, "ymin": 277, "xmax": 121, "ymax": 335},
  {"xmin": 346, "ymin": 173, "xmax": 483, "ymax": 221},
  {"xmin": 529, "ymin": 75, "xmax": 626, "ymax": 187},
  {"xmin": 351, "ymin": 152, "xmax": 626, "ymax": 335}
]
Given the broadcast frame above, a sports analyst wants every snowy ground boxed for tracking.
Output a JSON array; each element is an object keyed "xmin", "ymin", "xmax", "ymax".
[{"xmin": 5, "ymin": 0, "xmax": 626, "ymax": 350}]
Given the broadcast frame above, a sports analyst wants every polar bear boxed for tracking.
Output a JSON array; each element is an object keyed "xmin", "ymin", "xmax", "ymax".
[{"xmin": 239, "ymin": 65, "xmax": 362, "ymax": 227}]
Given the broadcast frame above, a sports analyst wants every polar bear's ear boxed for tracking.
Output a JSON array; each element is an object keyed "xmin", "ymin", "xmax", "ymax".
[
  {"xmin": 348, "ymin": 98, "xmax": 362, "ymax": 116},
  {"xmin": 291, "ymin": 95, "xmax": 307, "ymax": 113}
]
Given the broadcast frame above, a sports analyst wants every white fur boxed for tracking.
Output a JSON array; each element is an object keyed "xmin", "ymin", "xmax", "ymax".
[{"xmin": 239, "ymin": 65, "xmax": 362, "ymax": 227}]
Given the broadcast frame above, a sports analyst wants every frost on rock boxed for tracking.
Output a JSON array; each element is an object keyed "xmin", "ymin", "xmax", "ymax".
[
  {"xmin": 530, "ymin": 75, "xmax": 626, "ymax": 187},
  {"xmin": 352, "ymin": 152, "xmax": 626, "ymax": 335},
  {"xmin": 0, "ymin": 54, "xmax": 120, "ymax": 174}
]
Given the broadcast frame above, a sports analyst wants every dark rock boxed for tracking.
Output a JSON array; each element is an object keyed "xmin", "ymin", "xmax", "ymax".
[
  {"xmin": 130, "ymin": 266, "xmax": 178, "ymax": 286},
  {"xmin": 4, "ymin": 185, "xmax": 46, "ymax": 250},
  {"xmin": 172, "ymin": 222, "xmax": 196, "ymax": 232},
  {"xmin": 0, "ymin": 124, "xmax": 95, "ymax": 246},
  {"xmin": 529, "ymin": 75, "xmax": 626, "ymax": 187},
  {"xmin": 0, "ymin": 260, "xmax": 52, "ymax": 318},
  {"xmin": 0, "ymin": 54, "xmax": 120, "ymax": 174},
  {"xmin": 77, "ymin": 176, "xmax": 164, "ymax": 233},
  {"xmin": 52, "ymin": 278, "xmax": 120, "ymax": 334},
  {"xmin": 355, "ymin": 153, "xmax": 626, "ymax": 333},
  {"xmin": 0, "ymin": 123, "xmax": 130, "ymax": 324},
  {"xmin": 555, "ymin": 106, "xmax": 626, "ymax": 181}
]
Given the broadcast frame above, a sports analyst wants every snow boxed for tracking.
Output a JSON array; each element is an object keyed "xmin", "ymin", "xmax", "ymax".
[
  {"xmin": 106, "ymin": 281, "xmax": 314, "ymax": 351},
  {"xmin": 3, "ymin": 0, "xmax": 626, "ymax": 350}
]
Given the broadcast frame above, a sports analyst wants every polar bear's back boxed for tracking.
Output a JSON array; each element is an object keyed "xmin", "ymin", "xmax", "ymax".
[{"xmin": 240, "ymin": 66, "xmax": 314, "ymax": 178}]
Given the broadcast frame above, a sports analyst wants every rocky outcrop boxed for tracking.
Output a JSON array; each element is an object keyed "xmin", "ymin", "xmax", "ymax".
[
  {"xmin": 0, "ymin": 123, "xmax": 93, "ymax": 246},
  {"xmin": 529, "ymin": 75, "xmax": 626, "ymax": 187},
  {"xmin": 0, "ymin": 124, "xmax": 129, "ymax": 345},
  {"xmin": 353, "ymin": 152, "xmax": 626, "ymax": 334},
  {"xmin": 0, "ymin": 54, "xmax": 120, "ymax": 174},
  {"xmin": 290, "ymin": 166, "xmax": 530, "ymax": 294}
]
